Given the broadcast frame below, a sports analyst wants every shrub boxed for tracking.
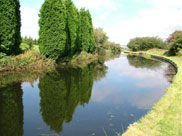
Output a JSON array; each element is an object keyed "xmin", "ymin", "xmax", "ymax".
[
  {"xmin": 0, "ymin": 53, "xmax": 7, "ymax": 59},
  {"xmin": 127, "ymin": 37, "xmax": 167, "ymax": 51},
  {"xmin": 20, "ymin": 43, "xmax": 30, "ymax": 52},
  {"xmin": 168, "ymin": 38, "xmax": 182, "ymax": 56}
]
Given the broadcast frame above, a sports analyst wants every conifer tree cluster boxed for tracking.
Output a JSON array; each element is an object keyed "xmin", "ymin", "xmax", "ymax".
[
  {"xmin": 39, "ymin": 0, "xmax": 95, "ymax": 60},
  {"xmin": 0, "ymin": 0, "xmax": 21, "ymax": 55}
]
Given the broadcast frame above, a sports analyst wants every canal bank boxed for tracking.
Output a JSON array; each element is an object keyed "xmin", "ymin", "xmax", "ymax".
[{"xmin": 122, "ymin": 49, "xmax": 182, "ymax": 136}]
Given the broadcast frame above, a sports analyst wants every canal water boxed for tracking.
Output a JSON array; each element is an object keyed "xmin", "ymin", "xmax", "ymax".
[{"xmin": 0, "ymin": 54, "xmax": 176, "ymax": 136}]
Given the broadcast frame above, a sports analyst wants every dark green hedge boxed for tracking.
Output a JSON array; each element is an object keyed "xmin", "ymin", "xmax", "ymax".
[
  {"xmin": 0, "ymin": 0, "xmax": 21, "ymax": 55},
  {"xmin": 127, "ymin": 37, "xmax": 167, "ymax": 51}
]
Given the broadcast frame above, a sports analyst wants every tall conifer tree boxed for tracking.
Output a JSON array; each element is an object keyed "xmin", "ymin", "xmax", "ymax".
[
  {"xmin": 0, "ymin": 0, "xmax": 21, "ymax": 55},
  {"xmin": 39, "ymin": 0, "xmax": 67, "ymax": 60},
  {"xmin": 79, "ymin": 8, "xmax": 90, "ymax": 52},
  {"xmin": 65, "ymin": 0, "xmax": 79, "ymax": 56},
  {"xmin": 79, "ymin": 8, "xmax": 95, "ymax": 53},
  {"xmin": 87, "ymin": 10, "xmax": 95, "ymax": 53}
]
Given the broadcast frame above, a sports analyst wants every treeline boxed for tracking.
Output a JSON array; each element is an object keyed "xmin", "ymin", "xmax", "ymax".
[
  {"xmin": 127, "ymin": 37, "xmax": 167, "ymax": 51},
  {"xmin": 127, "ymin": 30, "xmax": 182, "ymax": 56},
  {"xmin": 22, "ymin": 36, "xmax": 38, "ymax": 47},
  {"xmin": 39, "ymin": 0, "xmax": 95, "ymax": 61},
  {"xmin": 0, "ymin": 0, "xmax": 21, "ymax": 55}
]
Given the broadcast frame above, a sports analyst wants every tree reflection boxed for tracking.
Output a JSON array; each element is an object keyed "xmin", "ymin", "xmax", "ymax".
[
  {"xmin": 39, "ymin": 65, "xmax": 95, "ymax": 133},
  {"xmin": 164, "ymin": 65, "xmax": 176, "ymax": 83},
  {"xmin": 127, "ymin": 55, "xmax": 162, "ymax": 69},
  {"xmin": 0, "ymin": 83, "xmax": 23, "ymax": 136},
  {"xmin": 94, "ymin": 63, "xmax": 108, "ymax": 81}
]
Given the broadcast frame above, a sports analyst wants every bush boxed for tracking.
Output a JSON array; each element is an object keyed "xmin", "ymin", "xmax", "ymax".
[
  {"xmin": 127, "ymin": 37, "xmax": 167, "ymax": 51},
  {"xmin": 0, "ymin": 53, "xmax": 7, "ymax": 59},
  {"xmin": 168, "ymin": 38, "xmax": 182, "ymax": 56},
  {"xmin": 20, "ymin": 43, "xmax": 30, "ymax": 52}
]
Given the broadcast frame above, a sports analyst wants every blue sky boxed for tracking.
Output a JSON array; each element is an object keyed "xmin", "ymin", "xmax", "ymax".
[{"xmin": 20, "ymin": 0, "xmax": 182, "ymax": 45}]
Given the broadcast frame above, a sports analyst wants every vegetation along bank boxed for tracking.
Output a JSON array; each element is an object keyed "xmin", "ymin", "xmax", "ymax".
[{"xmin": 121, "ymin": 30, "xmax": 182, "ymax": 136}]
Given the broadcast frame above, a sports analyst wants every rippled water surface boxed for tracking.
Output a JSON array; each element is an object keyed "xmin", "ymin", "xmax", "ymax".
[{"xmin": 0, "ymin": 54, "xmax": 176, "ymax": 136}]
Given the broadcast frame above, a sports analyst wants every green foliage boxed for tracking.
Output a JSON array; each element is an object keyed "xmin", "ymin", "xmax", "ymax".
[
  {"xmin": 168, "ymin": 38, "xmax": 182, "ymax": 56},
  {"xmin": 94, "ymin": 28, "xmax": 121, "ymax": 56},
  {"xmin": 0, "ymin": 50, "xmax": 55, "ymax": 72},
  {"xmin": 0, "ymin": 0, "xmax": 21, "ymax": 55},
  {"xmin": 166, "ymin": 30, "xmax": 182, "ymax": 44},
  {"xmin": 39, "ymin": 0, "xmax": 67, "ymax": 60},
  {"xmin": 65, "ymin": 0, "xmax": 79, "ymax": 56},
  {"xmin": 87, "ymin": 11, "xmax": 95, "ymax": 53},
  {"xmin": 70, "ymin": 51, "xmax": 98, "ymax": 68},
  {"xmin": 0, "ymin": 83, "xmax": 23, "ymax": 136},
  {"xmin": 79, "ymin": 8, "xmax": 95, "ymax": 53},
  {"xmin": 20, "ymin": 43, "xmax": 30, "ymax": 52},
  {"xmin": 0, "ymin": 52, "xmax": 7, "ymax": 59},
  {"xmin": 22, "ymin": 36, "xmax": 37, "ymax": 49},
  {"xmin": 39, "ymin": 0, "xmax": 95, "ymax": 61},
  {"xmin": 127, "ymin": 37, "xmax": 167, "ymax": 51},
  {"xmin": 39, "ymin": 65, "xmax": 94, "ymax": 133}
]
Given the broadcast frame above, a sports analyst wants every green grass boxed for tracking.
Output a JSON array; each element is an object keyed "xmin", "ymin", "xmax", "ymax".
[
  {"xmin": 0, "ymin": 50, "xmax": 55, "ymax": 73},
  {"xmin": 122, "ymin": 49, "xmax": 182, "ymax": 136}
]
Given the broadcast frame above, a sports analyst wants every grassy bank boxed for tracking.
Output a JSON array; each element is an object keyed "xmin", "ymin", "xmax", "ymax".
[
  {"xmin": 122, "ymin": 49, "xmax": 182, "ymax": 136},
  {"xmin": 0, "ymin": 50, "xmax": 56, "ymax": 73}
]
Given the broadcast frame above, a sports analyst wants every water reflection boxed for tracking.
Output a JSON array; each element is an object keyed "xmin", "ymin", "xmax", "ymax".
[
  {"xmin": 39, "ymin": 65, "xmax": 95, "ymax": 133},
  {"xmin": 0, "ymin": 83, "xmax": 23, "ymax": 136},
  {"xmin": 127, "ymin": 55, "xmax": 162, "ymax": 69},
  {"xmin": 94, "ymin": 63, "xmax": 108, "ymax": 81},
  {"xmin": 0, "ymin": 54, "xmax": 176, "ymax": 136}
]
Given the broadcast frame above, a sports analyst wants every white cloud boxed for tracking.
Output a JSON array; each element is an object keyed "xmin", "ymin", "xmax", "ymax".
[
  {"xmin": 104, "ymin": 0, "xmax": 182, "ymax": 45},
  {"xmin": 76, "ymin": 0, "xmax": 182, "ymax": 45},
  {"xmin": 153, "ymin": 0, "xmax": 182, "ymax": 9},
  {"xmin": 75, "ymin": 0, "xmax": 117, "ymax": 10},
  {"xmin": 20, "ymin": 6, "xmax": 39, "ymax": 39}
]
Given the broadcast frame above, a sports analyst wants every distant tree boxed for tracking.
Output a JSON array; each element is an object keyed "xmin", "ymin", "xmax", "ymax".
[
  {"xmin": 65, "ymin": 0, "xmax": 79, "ymax": 56},
  {"xmin": 0, "ymin": 0, "xmax": 21, "ymax": 55},
  {"xmin": 39, "ymin": 0, "xmax": 67, "ymax": 60},
  {"xmin": 127, "ymin": 37, "xmax": 167, "ymax": 51},
  {"xmin": 94, "ymin": 28, "xmax": 108, "ymax": 47},
  {"xmin": 166, "ymin": 30, "xmax": 182, "ymax": 44}
]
